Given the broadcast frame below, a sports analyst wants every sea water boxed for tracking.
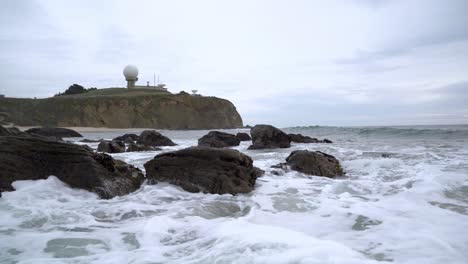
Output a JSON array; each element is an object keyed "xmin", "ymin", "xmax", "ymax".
[{"xmin": 1, "ymin": 125, "xmax": 468, "ymax": 264}]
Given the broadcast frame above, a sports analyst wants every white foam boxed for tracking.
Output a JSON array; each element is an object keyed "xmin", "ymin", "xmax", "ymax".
[{"xmin": 1, "ymin": 128, "xmax": 468, "ymax": 263}]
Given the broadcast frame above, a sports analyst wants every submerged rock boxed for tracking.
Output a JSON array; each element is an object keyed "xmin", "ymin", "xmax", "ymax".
[
  {"xmin": 288, "ymin": 133, "xmax": 319, "ymax": 143},
  {"xmin": 288, "ymin": 133, "xmax": 333, "ymax": 144},
  {"xmin": 126, "ymin": 143, "xmax": 161, "ymax": 152},
  {"xmin": 25, "ymin": 127, "xmax": 82, "ymax": 138},
  {"xmin": 284, "ymin": 150, "xmax": 344, "ymax": 178},
  {"xmin": 236, "ymin": 132, "xmax": 251, "ymax": 141},
  {"xmin": 136, "ymin": 130, "xmax": 176, "ymax": 147},
  {"xmin": 0, "ymin": 136, "xmax": 144, "ymax": 198},
  {"xmin": 97, "ymin": 140, "xmax": 125, "ymax": 153},
  {"xmin": 144, "ymin": 147, "xmax": 264, "ymax": 195},
  {"xmin": 113, "ymin": 133, "xmax": 138, "ymax": 143},
  {"xmin": 198, "ymin": 131, "xmax": 240, "ymax": 148},
  {"xmin": 248, "ymin": 124, "xmax": 291, "ymax": 149}
]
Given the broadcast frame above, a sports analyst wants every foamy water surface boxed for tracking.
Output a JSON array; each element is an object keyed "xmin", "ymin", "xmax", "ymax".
[{"xmin": 1, "ymin": 125, "xmax": 468, "ymax": 264}]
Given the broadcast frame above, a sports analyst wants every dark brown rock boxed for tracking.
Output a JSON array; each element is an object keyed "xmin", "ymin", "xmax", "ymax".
[
  {"xmin": 97, "ymin": 140, "xmax": 125, "ymax": 153},
  {"xmin": 0, "ymin": 136, "xmax": 144, "ymax": 198},
  {"xmin": 126, "ymin": 143, "xmax": 161, "ymax": 152},
  {"xmin": 144, "ymin": 147, "xmax": 264, "ymax": 195},
  {"xmin": 25, "ymin": 127, "xmax": 82, "ymax": 138},
  {"xmin": 236, "ymin": 132, "xmax": 251, "ymax": 141},
  {"xmin": 285, "ymin": 150, "xmax": 344, "ymax": 178},
  {"xmin": 113, "ymin": 133, "xmax": 138, "ymax": 143},
  {"xmin": 198, "ymin": 131, "xmax": 240, "ymax": 148},
  {"xmin": 136, "ymin": 130, "xmax": 176, "ymax": 147},
  {"xmin": 248, "ymin": 124, "xmax": 291, "ymax": 149}
]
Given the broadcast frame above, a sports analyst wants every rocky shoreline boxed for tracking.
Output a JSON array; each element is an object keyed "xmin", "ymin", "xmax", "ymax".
[{"xmin": 0, "ymin": 124, "xmax": 343, "ymax": 198}]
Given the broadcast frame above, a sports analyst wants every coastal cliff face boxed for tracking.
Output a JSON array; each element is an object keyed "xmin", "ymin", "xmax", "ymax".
[{"xmin": 0, "ymin": 89, "xmax": 243, "ymax": 129}]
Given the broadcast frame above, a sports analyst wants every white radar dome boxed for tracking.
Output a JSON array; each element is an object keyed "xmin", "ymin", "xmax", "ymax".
[{"xmin": 123, "ymin": 65, "xmax": 139, "ymax": 80}]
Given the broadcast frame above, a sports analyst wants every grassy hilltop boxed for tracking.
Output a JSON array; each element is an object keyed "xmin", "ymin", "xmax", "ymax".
[{"xmin": 0, "ymin": 88, "xmax": 243, "ymax": 129}]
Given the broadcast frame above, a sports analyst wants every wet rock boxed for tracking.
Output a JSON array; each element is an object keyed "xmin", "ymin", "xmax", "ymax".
[
  {"xmin": 1, "ymin": 125, "xmax": 62, "ymax": 141},
  {"xmin": 288, "ymin": 133, "xmax": 333, "ymax": 144},
  {"xmin": 0, "ymin": 136, "xmax": 144, "ymax": 198},
  {"xmin": 113, "ymin": 133, "xmax": 138, "ymax": 143},
  {"xmin": 284, "ymin": 150, "xmax": 344, "ymax": 178},
  {"xmin": 248, "ymin": 124, "xmax": 291, "ymax": 149},
  {"xmin": 97, "ymin": 140, "xmax": 125, "ymax": 153},
  {"xmin": 126, "ymin": 143, "xmax": 161, "ymax": 152},
  {"xmin": 144, "ymin": 147, "xmax": 264, "ymax": 195},
  {"xmin": 136, "ymin": 130, "xmax": 176, "ymax": 147},
  {"xmin": 236, "ymin": 132, "xmax": 251, "ymax": 141},
  {"xmin": 79, "ymin": 139, "xmax": 102, "ymax": 143},
  {"xmin": 25, "ymin": 127, "xmax": 82, "ymax": 138},
  {"xmin": 198, "ymin": 131, "xmax": 240, "ymax": 148},
  {"xmin": 288, "ymin": 133, "xmax": 319, "ymax": 143}
]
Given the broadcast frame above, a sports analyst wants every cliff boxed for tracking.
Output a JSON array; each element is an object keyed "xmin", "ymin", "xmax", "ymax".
[{"xmin": 0, "ymin": 88, "xmax": 243, "ymax": 129}]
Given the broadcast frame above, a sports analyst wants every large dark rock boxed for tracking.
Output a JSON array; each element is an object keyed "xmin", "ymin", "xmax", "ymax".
[
  {"xmin": 284, "ymin": 150, "xmax": 344, "ymax": 178},
  {"xmin": 126, "ymin": 143, "xmax": 161, "ymax": 152},
  {"xmin": 248, "ymin": 124, "xmax": 291, "ymax": 149},
  {"xmin": 136, "ymin": 130, "xmax": 176, "ymax": 147},
  {"xmin": 0, "ymin": 136, "xmax": 144, "ymax": 198},
  {"xmin": 144, "ymin": 147, "xmax": 264, "ymax": 195},
  {"xmin": 97, "ymin": 140, "xmax": 125, "ymax": 153},
  {"xmin": 236, "ymin": 132, "xmax": 251, "ymax": 141},
  {"xmin": 25, "ymin": 127, "xmax": 82, "ymax": 138},
  {"xmin": 198, "ymin": 131, "xmax": 240, "ymax": 148},
  {"xmin": 288, "ymin": 133, "xmax": 319, "ymax": 143},
  {"xmin": 113, "ymin": 133, "xmax": 138, "ymax": 143},
  {"xmin": 1, "ymin": 125, "xmax": 62, "ymax": 141}
]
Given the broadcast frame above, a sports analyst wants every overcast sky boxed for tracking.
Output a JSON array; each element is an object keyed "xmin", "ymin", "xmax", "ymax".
[{"xmin": 1, "ymin": 0, "xmax": 467, "ymax": 126}]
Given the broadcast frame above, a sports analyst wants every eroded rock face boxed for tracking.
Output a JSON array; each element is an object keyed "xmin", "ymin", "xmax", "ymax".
[
  {"xmin": 25, "ymin": 127, "xmax": 82, "ymax": 138},
  {"xmin": 284, "ymin": 150, "xmax": 343, "ymax": 178},
  {"xmin": 198, "ymin": 131, "xmax": 240, "ymax": 148},
  {"xmin": 97, "ymin": 140, "xmax": 125, "ymax": 153},
  {"xmin": 113, "ymin": 133, "xmax": 138, "ymax": 143},
  {"xmin": 248, "ymin": 125, "xmax": 291, "ymax": 149},
  {"xmin": 136, "ymin": 130, "xmax": 176, "ymax": 147},
  {"xmin": 144, "ymin": 147, "xmax": 264, "ymax": 195},
  {"xmin": 126, "ymin": 143, "xmax": 161, "ymax": 152},
  {"xmin": 236, "ymin": 132, "xmax": 251, "ymax": 141},
  {"xmin": 0, "ymin": 136, "xmax": 144, "ymax": 198}
]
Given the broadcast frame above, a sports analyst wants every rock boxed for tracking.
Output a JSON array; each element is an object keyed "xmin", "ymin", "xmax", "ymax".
[
  {"xmin": 136, "ymin": 130, "xmax": 176, "ymax": 147},
  {"xmin": 0, "ymin": 125, "xmax": 11, "ymax": 136},
  {"xmin": 323, "ymin": 138, "xmax": 333, "ymax": 143},
  {"xmin": 1, "ymin": 125, "xmax": 62, "ymax": 141},
  {"xmin": 0, "ymin": 136, "xmax": 144, "ymax": 198},
  {"xmin": 288, "ymin": 133, "xmax": 319, "ymax": 143},
  {"xmin": 25, "ymin": 127, "xmax": 82, "ymax": 138},
  {"xmin": 97, "ymin": 140, "xmax": 125, "ymax": 153},
  {"xmin": 236, "ymin": 132, "xmax": 251, "ymax": 141},
  {"xmin": 79, "ymin": 139, "xmax": 102, "ymax": 143},
  {"xmin": 7, "ymin": 127, "xmax": 22, "ymax": 135},
  {"xmin": 285, "ymin": 150, "xmax": 344, "ymax": 178},
  {"xmin": 197, "ymin": 131, "xmax": 240, "ymax": 148},
  {"xmin": 113, "ymin": 133, "xmax": 138, "ymax": 143},
  {"xmin": 144, "ymin": 147, "xmax": 264, "ymax": 195},
  {"xmin": 126, "ymin": 143, "xmax": 161, "ymax": 152},
  {"xmin": 248, "ymin": 124, "xmax": 291, "ymax": 149}
]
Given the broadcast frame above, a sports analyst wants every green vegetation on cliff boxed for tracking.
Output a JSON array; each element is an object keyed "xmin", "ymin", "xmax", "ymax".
[{"xmin": 0, "ymin": 88, "xmax": 243, "ymax": 129}]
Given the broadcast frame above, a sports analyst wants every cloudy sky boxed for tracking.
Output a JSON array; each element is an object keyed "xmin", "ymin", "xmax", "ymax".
[{"xmin": 1, "ymin": 0, "xmax": 467, "ymax": 126}]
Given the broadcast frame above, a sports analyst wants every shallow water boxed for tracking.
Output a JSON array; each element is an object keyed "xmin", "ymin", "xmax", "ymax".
[{"xmin": 1, "ymin": 125, "xmax": 468, "ymax": 264}]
